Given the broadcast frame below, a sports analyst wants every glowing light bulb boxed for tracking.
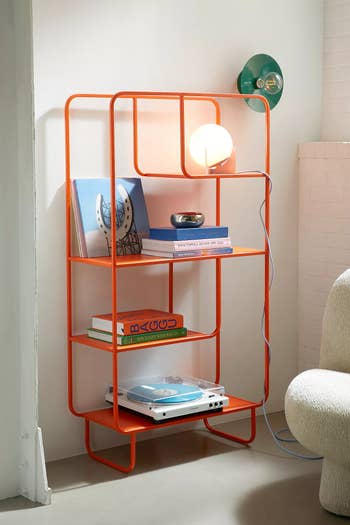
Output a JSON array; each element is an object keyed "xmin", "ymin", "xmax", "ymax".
[
  {"xmin": 189, "ymin": 124, "xmax": 233, "ymax": 169},
  {"xmin": 256, "ymin": 72, "xmax": 283, "ymax": 95}
]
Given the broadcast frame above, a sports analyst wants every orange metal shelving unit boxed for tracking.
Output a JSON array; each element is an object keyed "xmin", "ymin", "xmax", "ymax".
[{"xmin": 65, "ymin": 91, "xmax": 271, "ymax": 473}]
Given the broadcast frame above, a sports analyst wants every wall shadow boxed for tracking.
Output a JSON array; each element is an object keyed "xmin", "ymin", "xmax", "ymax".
[{"xmin": 0, "ymin": 496, "xmax": 41, "ymax": 512}]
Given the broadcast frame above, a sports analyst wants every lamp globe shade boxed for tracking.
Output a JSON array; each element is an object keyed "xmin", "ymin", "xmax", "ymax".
[{"xmin": 189, "ymin": 124, "xmax": 233, "ymax": 168}]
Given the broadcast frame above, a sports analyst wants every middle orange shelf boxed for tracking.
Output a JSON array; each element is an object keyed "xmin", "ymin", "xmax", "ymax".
[
  {"xmin": 69, "ymin": 246, "xmax": 265, "ymax": 268},
  {"xmin": 71, "ymin": 329, "xmax": 213, "ymax": 352}
]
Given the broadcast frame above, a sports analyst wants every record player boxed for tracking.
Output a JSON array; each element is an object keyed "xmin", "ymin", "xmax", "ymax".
[{"xmin": 105, "ymin": 376, "xmax": 229, "ymax": 422}]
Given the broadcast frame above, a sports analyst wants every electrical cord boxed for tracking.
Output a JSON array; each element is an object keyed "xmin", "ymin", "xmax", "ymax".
[{"xmin": 237, "ymin": 170, "xmax": 322, "ymax": 460}]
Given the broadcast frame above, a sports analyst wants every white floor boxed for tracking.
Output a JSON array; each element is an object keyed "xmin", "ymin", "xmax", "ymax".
[{"xmin": 0, "ymin": 413, "xmax": 348, "ymax": 525}]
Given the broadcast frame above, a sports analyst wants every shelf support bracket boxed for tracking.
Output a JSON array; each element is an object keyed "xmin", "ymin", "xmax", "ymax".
[
  {"xmin": 84, "ymin": 420, "xmax": 137, "ymax": 473},
  {"xmin": 203, "ymin": 407, "xmax": 256, "ymax": 445}
]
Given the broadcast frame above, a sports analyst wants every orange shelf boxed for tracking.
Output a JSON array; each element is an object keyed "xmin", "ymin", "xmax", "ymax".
[
  {"xmin": 69, "ymin": 246, "xmax": 265, "ymax": 268},
  {"xmin": 71, "ymin": 330, "xmax": 212, "ymax": 352},
  {"xmin": 83, "ymin": 394, "xmax": 261, "ymax": 433},
  {"xmin": 65, "ymin": 91, "xmax": 271, "ymax": 471}
]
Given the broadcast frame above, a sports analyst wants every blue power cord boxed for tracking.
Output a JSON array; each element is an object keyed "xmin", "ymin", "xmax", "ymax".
[{"xmin": 239, "ymin": 170, "xmax": 322, "ymax": 461}]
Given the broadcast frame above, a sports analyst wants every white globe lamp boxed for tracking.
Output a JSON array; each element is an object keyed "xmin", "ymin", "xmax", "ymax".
[{"xmin": 189, "ymin": 124, "xmax": 234, "ymax": 172}]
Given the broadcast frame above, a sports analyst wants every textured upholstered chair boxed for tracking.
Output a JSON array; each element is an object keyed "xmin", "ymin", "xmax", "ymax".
[{"xmin": 285, "ymin": 269, "xmax": 350, "ymax": 517}]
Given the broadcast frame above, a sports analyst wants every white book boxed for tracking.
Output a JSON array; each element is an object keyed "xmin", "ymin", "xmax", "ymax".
[
  {"xmin": 141, "ymin": 249, "xmax": 199, "ymax": 258},
  {"xmin": 142, "ymin": 237, "xmax": 231, "ymax": 252},
  {"xmin": 141, "ymin": 247, "xmax": 233, "ymax": 258}
]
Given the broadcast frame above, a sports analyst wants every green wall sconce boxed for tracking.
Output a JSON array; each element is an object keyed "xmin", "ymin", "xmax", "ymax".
[{"xmin": 237, "ymin": 54, "xmax": 283, "ymax": 112}]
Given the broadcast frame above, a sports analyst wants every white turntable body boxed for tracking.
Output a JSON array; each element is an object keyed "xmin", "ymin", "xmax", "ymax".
[{"xmin": 105, "ymin": 387, "xmax": 229, "ymax": 422}]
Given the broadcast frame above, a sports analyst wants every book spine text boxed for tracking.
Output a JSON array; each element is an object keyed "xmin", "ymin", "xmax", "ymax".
[{"xmin": 119, "ymin": 327, "xmax": 187, "ymax": 345}]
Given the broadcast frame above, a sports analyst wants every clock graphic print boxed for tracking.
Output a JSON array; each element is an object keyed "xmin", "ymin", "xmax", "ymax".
[{"xmin": 96, "ymin": 184, "xmax": 142, "ymax": 255}]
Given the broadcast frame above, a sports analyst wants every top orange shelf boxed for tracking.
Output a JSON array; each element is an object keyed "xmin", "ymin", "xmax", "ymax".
[
  {"xmin": 65, "ymin": 92, "xmax": 270, "ymax": 180},
  {"xmin": 69, "ymin": 246, "xmax": 265, "ymax": 268}
]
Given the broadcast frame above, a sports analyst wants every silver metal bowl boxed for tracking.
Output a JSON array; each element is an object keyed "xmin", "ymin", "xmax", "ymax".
[{"xmin": 170, "ymin": 212, "xmax": 205, "ymax": 228}]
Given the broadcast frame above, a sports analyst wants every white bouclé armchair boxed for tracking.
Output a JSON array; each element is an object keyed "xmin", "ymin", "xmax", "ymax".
[{"xmin": 285, "ymin": 269, "xmax": 350, "ymax": 517}]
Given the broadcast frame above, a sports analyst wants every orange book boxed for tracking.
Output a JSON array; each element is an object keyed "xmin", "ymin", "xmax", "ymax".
[{"xmin": 91, "ymin": 309, "xmax": 184, "ymax": 336}]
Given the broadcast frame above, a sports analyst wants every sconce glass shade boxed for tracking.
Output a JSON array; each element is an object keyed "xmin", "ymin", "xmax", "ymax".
[
  {"xmin": 189, "ymin": 124, "xmax": 233, "ymax": 168},
  {"xmin": 258, "ymin": 71, "xmax": 283, "ymax": 95}
]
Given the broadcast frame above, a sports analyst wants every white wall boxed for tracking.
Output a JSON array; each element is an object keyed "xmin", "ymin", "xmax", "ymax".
[
  {"xmin": 298, "ymin": 142, "xmax": 350, "ymax": 371},
  {"xmin": 298, "ymin": 0, "xmax": 350, "ymax": 372},
  {"xmin": 322, "ymin": 0, "xmax": 350, "ymax": 140},
  {"xmin": 32, "ymin": 0, "xmax": 323, "ymax": 461}
]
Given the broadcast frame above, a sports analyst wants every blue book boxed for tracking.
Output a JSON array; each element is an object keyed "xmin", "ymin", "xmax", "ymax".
[
  {"xmin": 149, "ymin": 226, "xmax": 228, "ymax": 241},
  {"xmin": 72, "ymin": 178, "xmax": 149, "ymax": 257}
]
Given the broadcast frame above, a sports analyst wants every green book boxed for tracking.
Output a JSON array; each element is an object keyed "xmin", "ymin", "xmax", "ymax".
[{"xmin": 87, "ymin": 327, "xmax": 188, "ymax": 345}]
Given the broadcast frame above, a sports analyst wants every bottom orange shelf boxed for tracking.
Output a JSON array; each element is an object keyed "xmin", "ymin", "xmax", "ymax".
[{"xmin": 83, "ymin": 394, "xmax": 260, "ymax": 433}]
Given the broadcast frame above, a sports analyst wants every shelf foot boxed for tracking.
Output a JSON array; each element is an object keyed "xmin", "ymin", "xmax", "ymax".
[
  {"xmin": 84, "ymin": 420, "xmax": 136, "ymax": 473},
  {"xmin": 203, "ymin": 407, "xmax": 256, "ymax": 445}
]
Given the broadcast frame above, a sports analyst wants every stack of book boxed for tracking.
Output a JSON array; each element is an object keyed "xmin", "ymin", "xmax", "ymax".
[
  {"xmin": 141, "ymin": 226, "xmax": 233, "ymax": 258},
  {"xmin": 87, "ymin": 309, "xmax": 187, "ymax": 346}
]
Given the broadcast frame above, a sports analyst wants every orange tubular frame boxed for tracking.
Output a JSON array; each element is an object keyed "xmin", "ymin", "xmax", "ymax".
[{"xmin": 65, "ymin": 91, "xmax": 271, "ymax": 472}]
